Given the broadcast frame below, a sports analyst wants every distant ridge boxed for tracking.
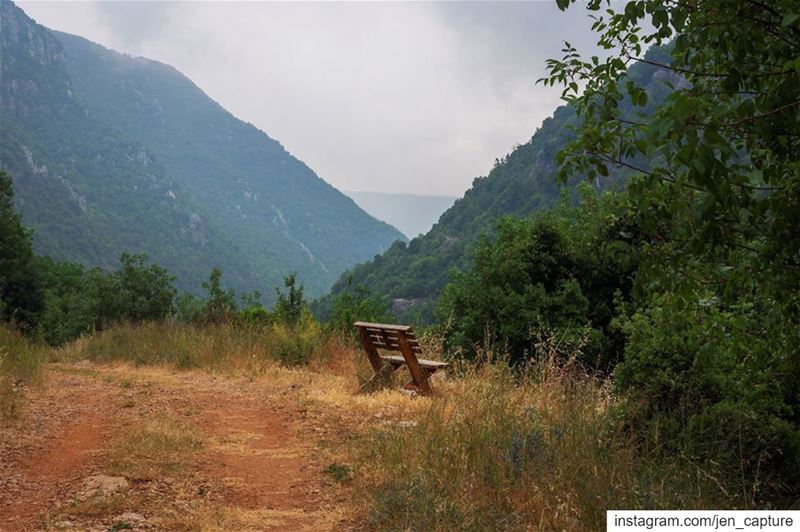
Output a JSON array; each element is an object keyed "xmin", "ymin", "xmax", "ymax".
[{"xmin": 346, "ymin": 191, "xmax": 457, "ymax": 239}]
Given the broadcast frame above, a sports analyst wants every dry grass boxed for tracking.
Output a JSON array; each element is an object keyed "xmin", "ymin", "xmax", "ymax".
[
  {"xmin": 162, "ymin": 504, "xmax": 337, "ymax": 531},
  {"xmin": 0, "ymin": 325, "xmax": 45, "ymax": 420},
  {"xmin": 106, "ymin": 414, "xmax": 205, "ymax": 481},
  {"xmin": 34, "ymin": 321, "xmax": 737, "ymax": 529},
  {"xmin": 56, "ymin": 321, "xmax": 357, "ymax": 376},
  {"xmin": 348, "ymin": 355, "xmax": 729, "ymax": 531}
]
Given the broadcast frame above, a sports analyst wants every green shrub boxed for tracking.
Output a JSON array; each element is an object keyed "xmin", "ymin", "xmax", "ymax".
[
  {"xmin": 437, "ymin": 188, "xmax": 640, "ymax": 369},
  {"xmin": 273, "ymin": 273, "xmax": 306, "ymax": 326},
  {"xmin": 33, "ymin": 253, "xmax": 176, "ymax": 346},
  {"xmin": 616, "ymin": 289, "xmax": 800, "ymax": 503},
  {"xmin": 327, "ymin": 282, "xmax": 391, "ymax": 338},
  {"xmin": 237, "ymin": 306, "xmax": 271, "ymax": 326},
  {"xmin": 175, "ymin": 292, "xmax": 204, "ymax": 323},
  {"xmin": 201, "ymin": 268, "xmax": 237, "ymax": 323},
  {"xmin": 269, "ymin": 310, "xmax": 323, "ymax": 366}
]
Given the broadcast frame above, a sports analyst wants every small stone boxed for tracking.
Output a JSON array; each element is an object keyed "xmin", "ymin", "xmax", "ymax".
[
  {"xmin": 78, "ymin": 475, "xmax": 129, "ymax": 500},
  {"xmin": 117, "ymin": 512, "xmax": 145, "ymax": 522},
  {"xmin": 395, "ymin": 421, "xmax": 418, "ymax": 428}
]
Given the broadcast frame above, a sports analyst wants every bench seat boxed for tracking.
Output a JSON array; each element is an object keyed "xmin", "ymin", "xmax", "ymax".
[{"xmin": 380, "ymin": 354, "xmax": 449, "ymax": 370}]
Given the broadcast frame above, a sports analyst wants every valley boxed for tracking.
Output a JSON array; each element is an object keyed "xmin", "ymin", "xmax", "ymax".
[{"xmin": 1, "ymin": 0, "xmax": 798, "ymax": 528}]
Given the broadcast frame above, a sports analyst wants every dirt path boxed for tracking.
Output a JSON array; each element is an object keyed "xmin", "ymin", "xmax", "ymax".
[
  {"xmin": 0, "ymin": 369, "xmax": 114, "ymax": 531},
  {"xmin": 0, "ymin": 363, "xmax": 345, "ymax": 531}
]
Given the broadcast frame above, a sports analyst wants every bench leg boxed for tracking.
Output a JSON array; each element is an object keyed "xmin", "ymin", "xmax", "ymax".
[{"xmin": 403, "ymin": 368, "xmax": 433, "ymax": 394}]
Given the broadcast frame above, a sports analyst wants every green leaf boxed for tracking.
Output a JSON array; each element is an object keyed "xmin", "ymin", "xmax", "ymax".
[
  {"xmin": 781, "ymin": 13, "xmax": 799, "ymax": 27},
  {"xmin": 671, "ymin": 8, "xmax": 687, "ymax": 31}
]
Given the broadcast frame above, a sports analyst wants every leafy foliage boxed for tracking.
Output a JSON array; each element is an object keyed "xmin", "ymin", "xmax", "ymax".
[
  {"xmin": 0, "ymin": 170, "xmax": 44, "ymax": 329},
  {"xmin": 326, "ymin": 281, "xmax": 391, "ymax": 337},
  {"xmin": 36, "ymin": 253, "xmax": 176, "ymax": 345},
  {"xmin": 273, "ymin": 273, "xmax": 306, "ymax": 326},
  {"xmin": 542, "ymin": 0, "xmax": 800, "ymax": 503},
  {"xmin": 201, "ymin": 268, "xmax": 237, "ymax": 324},
  {"xmin": 543, "ymin": 1, "xmax": 800, "ymax": 282},
  {"xmin": 615, "ymin": 283, "xmax": 800, "ymax": 499},
  {"xmin": 438, "ymin": 187, "xmax": 640, "ymax": 370}
]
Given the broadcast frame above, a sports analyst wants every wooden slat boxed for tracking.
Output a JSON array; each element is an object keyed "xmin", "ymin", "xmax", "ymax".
[
  {"xmin": 367, "ymin": 330, "xmax": 421, "ymax": 347},
  {"xmin": 369, "ymin": 340, "xmax": 422, "ymax": 354},
  {"xmin": 379, "ymin": 354, "xmax": 449, "ymax": 369},
  {"xmin": 367, "ymin": 334, "xmax": 420, "ymax": 347},
  {"xmin": 354, "ymin": 321, "xmax": 412, "ymax": 332},
  {"xmin": 364, "ymin": 329, "xmax": 417, "ymax": 340}
]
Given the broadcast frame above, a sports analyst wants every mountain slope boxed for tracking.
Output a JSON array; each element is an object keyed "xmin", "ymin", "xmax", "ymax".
[
  {"xmin": 324, "ymin": 45, "xmax": 675, "ymax": 319},
  {"xmin": 0, "ymin": 0, "xmax": 404, "ymax": 299},
  {"xmin": 346, "ymin": 191, "xmax": 457, "ymax": 238}
]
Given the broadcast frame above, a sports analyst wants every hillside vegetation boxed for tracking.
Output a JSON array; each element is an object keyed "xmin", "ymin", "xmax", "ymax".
[{"xmin": 0, "ymin": 0, "xmax": 404, "ymax": 300}]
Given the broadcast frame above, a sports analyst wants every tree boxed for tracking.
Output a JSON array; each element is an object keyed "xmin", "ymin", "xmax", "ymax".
[
  {"xmin": 115, "ymin": 253, "xmax": 176, "ymax": 321},
  {"xmin": 36, "ymin": 258, "xmax": 94, "ymax": 345},
  {"xmin": 328, "ymin": 279, "xmax": 391, "ymax": 337},
  {"xmin": 274, "ymin": 273, "xmax": 306, "ymax": 326},
  {"xmin": 437, "ymin": 187, "xmax": 639, "ymax": 369},
  {"xmin": 541, "ymin": 0, "xmax": 800, "ymax": 500},
  {"xmin": 541, "ymin": 0, "xmax": 800, "ymax": 292},
  {"xmin": 202, "ymin": 267, "xmax": 237, "ymax": 323},
  {"xmin": 0, "ymin": 170, "xmax": 44, "ymax": 329}
]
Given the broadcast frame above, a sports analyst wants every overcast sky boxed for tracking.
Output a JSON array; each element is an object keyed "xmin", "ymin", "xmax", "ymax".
[{"xmin": 18, "ymin": 1, "xmax": 603, "ymax": 196}]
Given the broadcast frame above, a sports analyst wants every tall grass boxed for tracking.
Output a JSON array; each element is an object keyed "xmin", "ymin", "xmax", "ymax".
[
  {"xmin": 0, "ymin": 325, "xmax": 46, "ymax": 419},
  {"xmin": 56, "ymin": 319, "xmax": 363, "ymax": 377},
  {"xmin": 352, "ymin": 351, "xmax": 733, "ymax": 530},
  {"xmin": 24, "ymin": 320, "xmax": 742, "ymax": 527}
]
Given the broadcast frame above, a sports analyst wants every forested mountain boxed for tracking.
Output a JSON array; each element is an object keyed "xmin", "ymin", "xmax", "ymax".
[
  {"xmin": 346, "ymin": 191, "xmax": 457, "ymax": 238},
  {"xmin": 0, "ymin": 0, "xmax": 404, "ymax": 300},
  {"xmin": 323, "ymin": 45, "xmax": 675, "ymax": 319}
]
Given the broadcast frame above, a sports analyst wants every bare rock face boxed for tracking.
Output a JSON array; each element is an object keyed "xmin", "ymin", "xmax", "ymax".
[
  {"xmin": 391, "ymin": 297, "xmax": 427, "ymax": 315},
  {"xmin": 78, "ymin": 475, "xmax": 129, "ymax": 500}
]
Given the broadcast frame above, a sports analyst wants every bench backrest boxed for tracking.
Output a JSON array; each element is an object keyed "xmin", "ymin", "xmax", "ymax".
[{"xmin": 354, "ymin": 321, "xmax": 422, "ymax": 354}]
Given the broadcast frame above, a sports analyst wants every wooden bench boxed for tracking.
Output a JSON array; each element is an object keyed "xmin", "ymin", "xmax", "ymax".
[{"xmin": 354, "ymin": 321, "xmax": 448, "ymax": 395}]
